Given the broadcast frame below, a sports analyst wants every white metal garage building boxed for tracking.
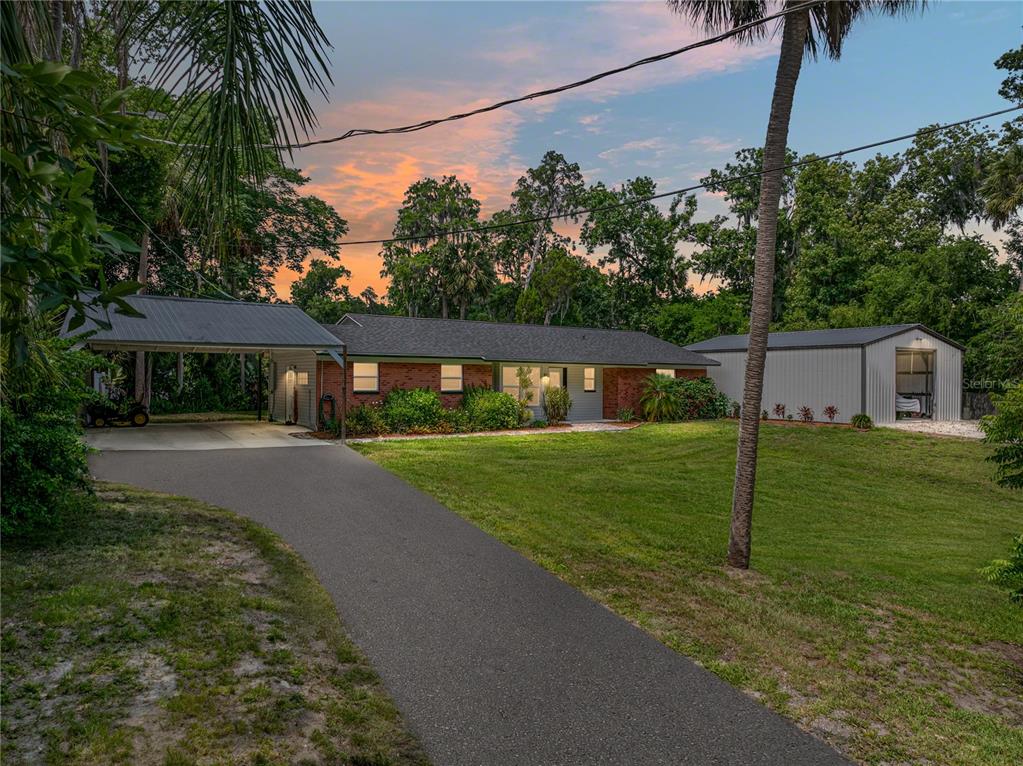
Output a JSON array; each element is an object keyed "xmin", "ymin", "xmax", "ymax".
[{"xmin": 686, "ymin": 324, "xmax": 964, "ymax": 425}]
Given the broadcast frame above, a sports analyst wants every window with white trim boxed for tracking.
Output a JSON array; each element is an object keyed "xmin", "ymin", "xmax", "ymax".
[
  {"xmin": 502, "ymin": 365, "xmax": 540, "ymax": 404},
  {"xmin": 353, "ymin": 362, "xmax": 379, "ymax": 392},
  {"xmin": 656, "ymin": 368, "xmax": 675, "ymax": 377},
  {"xmin": 441, "ymin": 364, "xmax": 463, "ymax": 392},
  {"xmin": 583, "ymin": 367, "xmax": 596, "ymax": 392}
]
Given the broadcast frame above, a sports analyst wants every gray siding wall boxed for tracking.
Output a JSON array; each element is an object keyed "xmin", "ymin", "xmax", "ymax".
[
  {"xmin": 497, "ymin": 363, "xmax": 604, "ymax": 422},
  {"xmin": 268, "ymin": 349, "xmax": 318, "ymax": 428},
  {"xmin": 704, "ymin": 347, "xmax": 862, "ymax": 423},
  {"xmin": 864, "ymin": 330, "xmax": 962, "ymax": 424}
]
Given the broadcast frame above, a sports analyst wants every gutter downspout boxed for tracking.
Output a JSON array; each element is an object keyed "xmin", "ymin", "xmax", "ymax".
[{"xmin": 325, "ymin": 346, "xmax": 347, "ymax": 443}]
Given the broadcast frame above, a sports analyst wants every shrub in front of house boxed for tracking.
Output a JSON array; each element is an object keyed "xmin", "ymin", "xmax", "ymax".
[
  {"xmin": 344, "ymin": 404, "xmax": 385, "ymax": 436},
  {"xmin": 381, "ymin": 388, "xmax": 444, "ymax": 433},
  {"xmin": 851, "ymin": 413, "xmax": 873, "ymax": 430},
  {"xmin": 823, "ymin": 404, "xmax": 839, "ymax": 422},
  {"xmin": 542, "ymin": 386, "xmax": 572, "ymax": 425},
  {"xmin": 616, "ymin": 407, "xmax": 635, "ymax": 423},
  {"xmin": 798, "ymin": 406, "xmax": 814, "ymax": 423},
  {"xmin": 773, "ymin": 403, "xmax": 786, "ymax": 419},
  {"xmin": 464, "ymin": 389, "xmax": 521, "ymax": 431},
  {"xmin": 640, "ymin": 375, "xmax": 730, "ymax": 422},
  {"xmin": 440, "ymin": 407, "xmax": 472, "ymax": 434}
]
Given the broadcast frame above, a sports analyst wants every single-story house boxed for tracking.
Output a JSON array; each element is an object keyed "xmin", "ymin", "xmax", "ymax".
[
  {"xmin": 270, "ymin": 313, "xmax": 719, "ymax": 427},
  {"xmin": 686, "ymin": 324, "xmax": 964, "ymax": 425}
]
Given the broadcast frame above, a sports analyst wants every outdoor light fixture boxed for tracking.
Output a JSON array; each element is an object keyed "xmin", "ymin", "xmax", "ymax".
[{"xmin": 541, "ymin": 374, "xmax": 550, "ymax": 388}]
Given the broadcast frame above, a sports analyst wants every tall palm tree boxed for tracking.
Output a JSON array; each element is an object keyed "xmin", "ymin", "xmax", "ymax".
[{"xmin": 667, "ymin": 0, "xmax": 920, "ymax": 569}]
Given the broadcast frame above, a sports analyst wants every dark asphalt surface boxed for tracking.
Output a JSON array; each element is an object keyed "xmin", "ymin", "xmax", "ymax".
[{"xmin": 90, "ymin": 445, "xmax": 848, "ymax": 766}]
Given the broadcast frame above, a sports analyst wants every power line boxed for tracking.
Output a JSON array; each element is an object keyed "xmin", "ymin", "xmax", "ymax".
[
  {"xmin": 338, "ymin": 105, "xmax": 1022, "ymax": 247},
  {"xmin": 148, "ymin": 1, "xmax": 826, "ymax": 151}
]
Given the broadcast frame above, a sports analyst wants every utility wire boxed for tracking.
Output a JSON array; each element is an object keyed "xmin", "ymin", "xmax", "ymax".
[
  {"xmin": 148, "ymin": 1, "xmax": 826, "ymax": 151},
  {"xmin": 338, "ymin": 105, "xmax": 1022, "ymax": 247}
]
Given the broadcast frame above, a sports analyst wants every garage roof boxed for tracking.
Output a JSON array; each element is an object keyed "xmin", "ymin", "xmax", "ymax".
[
  {"xmin": 686, "ymin": 324, "xmax": 965, "ymax": 353},
  {"xmin": 326, "ymin": 313, "xmax": 719, "ymax": 367},
  {"xmin": 61, "ymin": 293, "xmax": 343, "ymax": 353}
]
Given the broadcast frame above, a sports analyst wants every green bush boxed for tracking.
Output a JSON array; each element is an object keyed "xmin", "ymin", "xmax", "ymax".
[
  {"xmin": 981, "ymin": 383, "xmax": 1023, "ymax": 488},
  {"xmin": 1, "ymin": 407, "xmax": 92, "ymax": 537},
  {"xmin": 440, "ymin": 407, "xmax": 472, "ymax": 434},
  {"xmin": 344, "ymin": 404, "xmax": 385, "ymax": 436},
  {"xmin": 542, "ymin": 386, "xmax": 572, "ymax": 425},
  {"xmin": 381, "ymin": 388, "xmax": 443, "ymax": 433},
  {"xmin": 981, "ymin": 534, "xmax": 1023, "ymax": 605},
  {"xmin": 616, "ymin": 407, "xmax": 635, "ymax": 423},
  {"xmin": 639, "ymin": 374, "xmax": 730, "ymax": 422},
  {"xmin": 851, "ymin": 413, "xmax": 873, "ymax": 430},
  {"xmin": 1, "ymin": 343, "xmax": 103, "ymax": 537},
  {"xmin": 464, "ymin": 390, "xmax": 520, "ymax": 431},
  {"xmin": 530, "ymin": 419, "xmax": 549, "ymax": 428}
]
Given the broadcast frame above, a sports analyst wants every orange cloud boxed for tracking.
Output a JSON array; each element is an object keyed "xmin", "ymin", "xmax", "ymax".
[{"xmin": 275, "ymin": 2, "xmax": 778, "ymax": 300}]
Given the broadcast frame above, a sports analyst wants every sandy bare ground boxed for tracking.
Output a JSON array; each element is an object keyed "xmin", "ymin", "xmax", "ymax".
[{"xmin": 887, "ymin": 419, "xmax": 984, "ymax": 439}]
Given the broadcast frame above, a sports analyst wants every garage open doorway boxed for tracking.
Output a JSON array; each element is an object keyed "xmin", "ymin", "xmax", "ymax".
[{"xmin": 895, "ymin": 349, "xmax": 934, "ymax": 419}]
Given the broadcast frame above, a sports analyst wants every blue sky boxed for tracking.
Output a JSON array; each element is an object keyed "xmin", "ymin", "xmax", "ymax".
[{"xmin": 278, "ymin": 1, "xmax": 1022, "ymax": 296}]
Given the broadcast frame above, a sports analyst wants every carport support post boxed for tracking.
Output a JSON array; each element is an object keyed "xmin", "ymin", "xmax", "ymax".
[
  {"xmin": 256, "ymin": 352, "xmax": 263, "ymax": 421},
  {"xmin": 340, "ymin": 344, "xmax": 348, "ymax": 443}
]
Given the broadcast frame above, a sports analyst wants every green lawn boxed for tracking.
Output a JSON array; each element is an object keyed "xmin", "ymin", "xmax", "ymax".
[
  {"xmin": 1, "ymin": 485, "xmax": 428, "ymax": 766},
  {"xmin": 356, "ymin": 421, "xmax": 1023, "ymax": 766}
]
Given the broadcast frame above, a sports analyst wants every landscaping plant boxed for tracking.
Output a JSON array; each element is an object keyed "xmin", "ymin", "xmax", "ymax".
[
  {"xmin": 616, "ymin": 407, "xmax": 636, "ymax": 423},
  {"xmin": 798, "ymin": 406, "xmax": 814, "ymax": 423},
  {"xmin": 640, "ymin": 373, "xmax": 682, "ymax": 422},
  {"xmin": 823, "ymin": 404, "xmax": 839, "ymax": 422},
  {"xmin": 463, "ymin": 390, "xmax": 521, "ymax": 431},
  {"xmin": 981, "ymin": 383, "xmax": 1023, "ymax": 489},
  {"xmin": 542, "ymin": 386, "xmax": 572, "ymax": 425},
  {"xmin": 344, "ymin": 404, "xmax": 386, "ymax": 436},
  {"xmin": 851, "ymin": 413, "xmax": 873, "ymax": 430},
  {"xmin": 773, "ymin": 403, "xmax": 786, "ymax": 419},
  {"xmin": 981, "ymin": 534, "xmax": 1023, "ymax": 605},
  {"xmin": 382, "ymin": 388, "xmax": 444, "ymax": 433}
]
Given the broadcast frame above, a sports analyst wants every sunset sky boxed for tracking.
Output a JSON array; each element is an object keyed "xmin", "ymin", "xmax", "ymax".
[{"xmin": 275, "ymin": 0, "xmax": 1021, "ymax": 299}]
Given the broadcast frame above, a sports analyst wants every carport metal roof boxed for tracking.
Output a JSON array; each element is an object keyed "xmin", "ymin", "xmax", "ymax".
[{"xmin": 60, "ymin": 293, "xmax": 343, "ymax": 354}]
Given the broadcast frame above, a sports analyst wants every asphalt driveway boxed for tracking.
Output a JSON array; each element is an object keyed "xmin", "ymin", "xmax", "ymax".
[
  {"xmin": 84, "ymin": 421, "xmax": 325, "ymax": 451},
  {"xmin": 90, "ymin": 444, "xmax": 847, "ymax": 765}
]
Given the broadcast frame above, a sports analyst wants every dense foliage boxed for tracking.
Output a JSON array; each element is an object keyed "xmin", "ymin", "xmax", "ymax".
[
  {"xmin": 639, "ymin": 375, "xmax": 730, "ymax": 423},
  {"xmin": 981, "ymin": 384, "xmax": 1023, "ymax": 489},
  {"xmin": 463, "ymin": 389, "xmax": 521, "ymax": 431},
  {"xmin": 0, "ymin": 344, "xmax": 104, "ymax": 536},
  {"xmin": 381, "ymin": 388, "xmax": 445, "ymax": 434},
  {"xmin": 981, "ymin": 534, "xmax": 1023, "ymax": 606}
]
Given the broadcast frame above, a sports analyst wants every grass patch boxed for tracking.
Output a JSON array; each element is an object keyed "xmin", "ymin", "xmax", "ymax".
[
  {"xmin": 356, "ymin": 421, "xmax": 1023, "ymax": 766},
  {"xmin": 149, "ymin": 411, "xmax": 258, "ymax": 423},
  {"xmin": 1, "ymin": 484, "xmax": 428, "ymax": 766}
]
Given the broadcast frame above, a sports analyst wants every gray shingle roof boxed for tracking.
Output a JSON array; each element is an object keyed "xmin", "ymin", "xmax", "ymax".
[
  {"xmin": 61, "ymin": 294, "xmax": 342, "ymax": 351},
  {"xmin": 686, "ymin": 324, "xmax": 965, "ymax": 352},
  {"xmin": 325, "ymin": 313, "xmax": 719, "ymax": 367}
]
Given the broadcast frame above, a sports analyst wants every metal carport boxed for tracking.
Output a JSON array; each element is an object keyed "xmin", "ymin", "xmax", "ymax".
[{"xmin": 61, "ymin": 294, "xmax": 345, "ymax": 428}]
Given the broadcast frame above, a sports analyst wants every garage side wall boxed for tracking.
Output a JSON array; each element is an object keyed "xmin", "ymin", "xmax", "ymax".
[
  {"xmin": 864, "ymin": 330, "xmax": 962, "ymax": 424},
  {"xmin": 268, "ymin": 350, "xmax": 318, "ymax": 428},
  {"xmin": 704, "ymin": 348, "xmax": 861, "ymax": 423}
]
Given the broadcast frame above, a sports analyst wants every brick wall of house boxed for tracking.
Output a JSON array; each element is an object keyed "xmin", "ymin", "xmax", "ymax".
[
  {"xmin": 601, "ymin": 367, "xmax": 706, "ymax": 419},
  {"xmin": 317, "ymin": 360, "xmax": 492, "ymax": 418}
]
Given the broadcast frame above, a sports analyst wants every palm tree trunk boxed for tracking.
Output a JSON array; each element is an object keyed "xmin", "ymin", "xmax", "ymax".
[{"xmin": 727, "ymin": 8, "xmax": 808, "ymax": 570}]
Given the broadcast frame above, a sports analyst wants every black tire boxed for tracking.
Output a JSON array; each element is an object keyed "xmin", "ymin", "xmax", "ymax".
[
  {"xmin": 130, "ymin": 411, "xmax": 149, "ymax": 427},
  {"xmin": 93, "ymin": 416, "xmax": 107, "ymax": 428}
]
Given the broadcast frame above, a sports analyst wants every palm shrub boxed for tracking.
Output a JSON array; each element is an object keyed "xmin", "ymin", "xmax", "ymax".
[
  {"xmin": 981, "ymin": 383, "xmax": 1023, "ymax": 489},
  {"xmin": 640, "ymin": 373, "xmax": 682, "ymax": 422},
  {"xmin": 381, "ymin": 388, "xmax": 443, "ymax": 433},
  {"xmin": 464, "ymin": 390, "xmax": 520, "ymax": 431},
  {"xmin": 981, "ymin": 534, "xmax": 1023, "ymax": 605},
  {"xmin": 542, "ymin": 387, "xmax": 572, "ymax": 425}
]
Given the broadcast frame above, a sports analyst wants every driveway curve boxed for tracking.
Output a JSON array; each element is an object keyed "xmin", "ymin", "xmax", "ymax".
[{"xmin": 90, "ymin": 444, "xmax": 847, "ymax": 766}]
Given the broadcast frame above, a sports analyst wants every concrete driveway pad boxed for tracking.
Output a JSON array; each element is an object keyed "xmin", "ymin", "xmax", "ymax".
[
  {"xmin": 90, "ymin": 444, "xmax": 847, "ymax": 765},
  {"xmin": 84, "ymin": 421, "xmax": 325, "ymax": 451}
]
